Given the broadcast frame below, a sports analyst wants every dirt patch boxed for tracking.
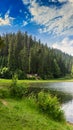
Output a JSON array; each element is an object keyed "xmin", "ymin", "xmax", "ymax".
[
  {"xmin": 67, "ymin": 121, "xmax": 73, "ymax": 126},
  {"xmin": 0, "ymin": 99, "xmax": 8, "ymax": 106}
]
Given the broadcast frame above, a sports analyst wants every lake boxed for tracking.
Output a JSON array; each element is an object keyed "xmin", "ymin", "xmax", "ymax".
[{"xmin": 31, "ymin": 82, "xmax": 73, "ymax": 123}]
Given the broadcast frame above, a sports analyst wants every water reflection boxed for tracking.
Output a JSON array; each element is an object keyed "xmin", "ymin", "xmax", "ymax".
[
  {"xmin": 30, "ymin": 82, "xmax": 73, "ymax": 103},
  {"xmin": 47, "ymin": 89, "xmax": 73, "ymax": 103},
  {"xmin": 30, "ymin": 82, "xmax": 73, "ymax": 123},
  {"xmin": 62, "ymin": 100, "xmax": 73, "ymax": 123}
]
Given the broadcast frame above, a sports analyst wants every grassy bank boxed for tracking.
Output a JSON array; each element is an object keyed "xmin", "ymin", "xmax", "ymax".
[
  {"xmin": 0, "ymin": 79, "xmax": 73, "ymax": 130},
  {"xmin": 0, "ymin": 98, "xmax": 73, "ymax": 130},
  {"xmin": 0, "ymin": 99, "xmax": 73, "ymax": 130}
]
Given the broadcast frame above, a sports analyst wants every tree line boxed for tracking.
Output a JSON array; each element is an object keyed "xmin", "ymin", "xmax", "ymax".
[{"xmin": 0, "ymin": 31, "xmax": 73, "ymax": 79}]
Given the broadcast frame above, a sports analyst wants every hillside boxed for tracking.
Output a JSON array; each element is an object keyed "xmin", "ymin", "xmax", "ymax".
[
  {"xmin": 0, "ymin": 31, "xmax": 73, "ymax": 79},
  {"xmin": 0, "ymin": 80, "xmax": 73, "ymax": 130}
]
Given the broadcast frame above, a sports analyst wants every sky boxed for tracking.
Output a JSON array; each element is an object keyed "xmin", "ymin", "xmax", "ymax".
[{"xmin": 0, "ymin": 0, "xmax": 73, "ymax": 55}]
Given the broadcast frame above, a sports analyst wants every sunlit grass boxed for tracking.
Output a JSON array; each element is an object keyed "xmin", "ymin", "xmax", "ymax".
[
  {"xmin": 0, "ymin": 98, "xmax": 73, "ymax": 130},
  {"xmin": 0, "ymin": 78, "xmax": 73, "ymax": 130},
  {"xmin": 0, "ymin": 78, "xmax": 73, "ymax": 84}
]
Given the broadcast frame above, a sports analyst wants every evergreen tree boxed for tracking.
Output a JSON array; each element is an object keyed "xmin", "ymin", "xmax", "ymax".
[
  {"xmin": 52, "ymin": 59, "xmax": 61, "ymax": 78},
  {"xmin": 0, "ymin": 31, "xmax": 73, "ymax": 79},
  {"xmin": 0, "ymin": 36, "xmax": 4, "ymax": 49}
]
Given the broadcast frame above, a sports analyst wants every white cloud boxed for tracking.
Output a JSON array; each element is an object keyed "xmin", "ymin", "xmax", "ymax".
[
  {"xmin": 59, "ymin": 0, "xmax": 67, "ymax": 2},
  {"xmin": 22, "ymin": 0, "xmax": 30, "ymax": 5},
  {"xmin": 0, "ymin": 10, "xmax": 14, "ymax": 26},
  {"xmin": 68, "ymin": 0, "xmax": 73, "ymax": 3},
  {"xmin": 23, "ymin": 21, "xmax": 28, "ymax": 26},
  {"xmin": 27, "ymin": 0, "xmax": 73, "ymax": 36},
  {"xmin": 52, "ymin": 38, "xmax": 73, "ymax": 55},
  {"xmin": 59, "ymin": 0, "xmax": 73, "ymax": 3}
]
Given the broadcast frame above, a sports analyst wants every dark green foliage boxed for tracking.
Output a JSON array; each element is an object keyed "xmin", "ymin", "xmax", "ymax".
[
  {"xmin": 0, "ymin": 89, "xmax": 10, "ymax": 98},
  {"xmin": 10, "ymin": 74, "xmax": 28, "ymax": 98},
  {"xmin": 0, "ymin": 31, "xmax": 73, "ymax": 79},
  {"xmin": 38, "ymin": 91, "xmax": 65, "ymax": 122},
  {"xmin": 0, "ymin": 67, "xmax": 12, "ymax": 79},
  {"xmin": 10, "ymin": 84, "xmax": 28, "ymax": 98},
  {"xmin": 0, "ymin": 36, "xmax": 4, "ymax": 48},
  {"xmin": 52, "ymin": 59, "xmax": 61, "ymax": 78},
  {"xmin": 15, "ymin": 69, "xmax": 26, "ymax": 79},
  {"xmin": 71, "ymin": 65, "xmax": 73, "ymax": 77}
]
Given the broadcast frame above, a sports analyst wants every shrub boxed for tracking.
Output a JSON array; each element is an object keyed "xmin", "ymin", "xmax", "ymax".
[
  {"xmin": 38, "ymin": 91, "xmax": 65, "ymax": 122},
  {"xmin": 16, "ymin": 69, "xmax": 26, "ymax": 79},
  {"xmin": 0, "ymin": 89, "xmax": 10, "ymax": 98},
  {"xmin": 10, "ymin": 85, "xmax": 28, "ymax": 98},
  {"xmin": 0, "ymin": 67, "xmax": 12, "ymax": 79},
  {"xmin": 10, "ymin": 74, "xmax": 28, "ymax": 98}
]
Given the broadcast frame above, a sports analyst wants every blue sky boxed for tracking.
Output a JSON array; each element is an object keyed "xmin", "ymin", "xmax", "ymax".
[{"xmin": 0, "ymin": 0, "xmax": 73, "ymax": 55}]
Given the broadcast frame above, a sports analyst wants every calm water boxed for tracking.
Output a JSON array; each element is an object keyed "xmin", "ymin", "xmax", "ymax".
[
  {"xmin": 45, "ymin": 82, "xmax": 73, "ymax": 123},
  {"xmin": 31, "ymin": 82, "xmax": 73, "ymax": 123}
]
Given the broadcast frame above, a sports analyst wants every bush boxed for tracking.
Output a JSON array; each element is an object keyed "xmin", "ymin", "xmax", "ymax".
[
  {"xmin": 10, "ymin": 74, "xmax": 28, "ymax": 98},
  {"xmin": 0, "ymin": 67, "xmax": 12, "ymax": 79},
  {"xmin": 16, "ymin": 69, "xmax": 26, "ymax": 79},
  {"xmin": 10, "ymin": 85, "xmax": 28, "ymax": 98},
  {"xmin": 0, "ymin": 89, "xmax": 10, "ymax": 98},
  {"xmin": 38, "ymin": 91, "xmax": 65, "ymax": 122}
]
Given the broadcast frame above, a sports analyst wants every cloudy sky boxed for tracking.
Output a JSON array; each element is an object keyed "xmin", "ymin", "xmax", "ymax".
[{"xmin": 0, "ymin": 0, "xmax": 73, "ymax": 55}]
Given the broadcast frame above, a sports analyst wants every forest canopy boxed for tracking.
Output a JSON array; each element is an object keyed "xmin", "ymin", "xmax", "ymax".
[{"xmin": 0, "ymin": 31, "xmax": 73, "ymax": 79}]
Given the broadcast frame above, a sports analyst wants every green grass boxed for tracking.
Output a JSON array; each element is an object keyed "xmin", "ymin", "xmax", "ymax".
[
  {"xmin": 0, "ymin": 97, "xmax": 73, "ymax": 130},
  {"xmin": 0, "ymin": 78, "xmax": 73, "ymax": 86},
  {"xmin": 0, "ymin": 78, "xmax": 73, "ymax": 93},
  {"xmin": 0, "ymin": 79, "xmax": 73, "ymax": 130}
]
